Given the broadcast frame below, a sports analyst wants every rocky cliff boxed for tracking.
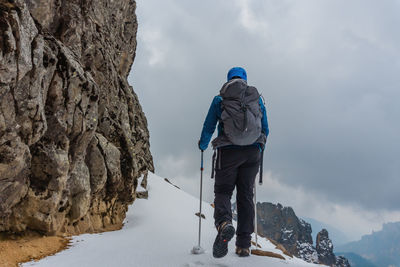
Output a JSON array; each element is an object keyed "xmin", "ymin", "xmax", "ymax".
[
  {"xmin": 256, "ymin": 203, "xmax": 315, "ymax": 259},
  {"xmin": 316, "ymin": 229, "xmax": 350, "ymax": 267},
  {"xmin": 0, "ymin": 0, "xmax": 153, "ymax": 235},
  {"xmin": 256, "ymin": 202, "xmax": 350, "ymax": 267}
]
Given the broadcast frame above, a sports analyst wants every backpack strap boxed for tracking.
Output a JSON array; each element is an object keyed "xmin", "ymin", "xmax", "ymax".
[
  {"xmin": 218, "ymin": 148, "xmax": 222, "ymax": 170},
  {"xmin": 240, "ymin": 85, "xmax": 249, "ymax": 132},
  {"xmin": 211, "ymin": 149, "xmax": 217, "ymax": 179},
  {"xmin": 260, "ymin": 94, "xmax": 266, "ymax": 105}
]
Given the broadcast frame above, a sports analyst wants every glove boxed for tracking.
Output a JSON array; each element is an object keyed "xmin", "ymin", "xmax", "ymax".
[{"xmin": 198, "ymin": 140, "xmax": 206, "ymax": 151}]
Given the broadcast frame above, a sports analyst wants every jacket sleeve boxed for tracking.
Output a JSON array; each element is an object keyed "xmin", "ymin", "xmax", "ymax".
[
  {"xmin": 199, "ymin": 96, "xmax": 221, "ymax": 150},
  {"xmin": 259, "ymin": 97, "xmax": 269, "ymax": 138}
]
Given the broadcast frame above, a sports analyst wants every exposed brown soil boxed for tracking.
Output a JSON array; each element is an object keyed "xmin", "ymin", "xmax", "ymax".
[
  {"xmin": 251, "ymin": 249, "xmax": 286, "ymax": 259},
  {"xmin": 0, "ymin": 232, "xmax": 70, "ymax": 267}
]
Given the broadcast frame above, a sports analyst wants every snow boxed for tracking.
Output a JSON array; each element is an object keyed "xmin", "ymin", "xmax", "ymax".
[
  {"xmin": 281, "ymin": 228, "xmax": 294, "ymax": 241},
  {"xmin": 23, "ymin": 173, "xmax": 320, "ymax": 267},
  {"xmin": 297, "ymin": 241, "xmax": 319, "ymax": 263},
  {"xmin": 299, "ymin": 219, "xmax": 307, "ymax": 228}
]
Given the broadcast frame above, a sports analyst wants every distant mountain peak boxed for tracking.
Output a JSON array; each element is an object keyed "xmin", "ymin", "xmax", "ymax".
[{"xmin": 336, "ymin": 221, "xmax": 400, "ymax": 267}]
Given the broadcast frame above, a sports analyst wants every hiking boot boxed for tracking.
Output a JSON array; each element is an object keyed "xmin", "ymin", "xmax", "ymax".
[
  {"xmin": 212, "ymin": 221, "xmax": 235, "ymax": 258},
  {"xmin": 235, "ymin": 247, "xmax": 250, "ymax": 257}
]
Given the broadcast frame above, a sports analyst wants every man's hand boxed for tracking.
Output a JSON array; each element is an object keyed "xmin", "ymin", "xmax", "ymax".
[{"xmin": 198, "ymin": 140, "xmax": 206, "ymax": 151}]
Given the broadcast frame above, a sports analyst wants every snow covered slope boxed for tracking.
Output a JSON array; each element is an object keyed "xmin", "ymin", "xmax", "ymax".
[{"xmin": 23, "ymin": 173, "xmax": 320, "ymax": 267}]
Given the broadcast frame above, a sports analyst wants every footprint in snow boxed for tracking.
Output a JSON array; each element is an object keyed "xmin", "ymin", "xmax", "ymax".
[
  {"xmin": 183, "ymin": 262, "xmax": 229, "ymax": 267},
  {"xmin": 182, "ymin": 261, "xmax": 204, "ymax": 266}
]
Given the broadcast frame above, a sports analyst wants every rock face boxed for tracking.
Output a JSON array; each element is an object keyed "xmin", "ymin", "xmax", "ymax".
[
  {"xmin": 335, "ymin": 256, "xmax": 351, "ymax": 267},
  {"xmin": 0, "ymin": 0, "xmax": 153, "ymax": 235},
  {"xmin": 256, "ymin": 202, "xmax": 316, "ymax": 261},
  {"xmin": 256, "ymin": 203, "xmax": 350, "ymax": 267},
  {"xmin": 316, "ymin": 229, "xmax": 350, "ymax": 267},
  {"xmin": 316, "ymin": 229, "xmax": 336, "ymax": 265}
]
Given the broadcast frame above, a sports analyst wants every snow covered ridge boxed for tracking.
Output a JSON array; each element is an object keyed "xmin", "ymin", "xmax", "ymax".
[{"xmin": 24, "ymin": 173, "xmax": 320, "ymax": 267}]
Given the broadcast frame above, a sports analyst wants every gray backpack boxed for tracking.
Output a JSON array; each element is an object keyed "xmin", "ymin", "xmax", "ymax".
[{"xmin": 219, "ymin": 79, "xmax": 262, "ymax": 146}]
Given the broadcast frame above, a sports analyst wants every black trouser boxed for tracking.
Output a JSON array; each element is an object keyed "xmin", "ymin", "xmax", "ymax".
[{"xmin": 214, "ymin": 145, "xmax": 261, "ymax": 249}]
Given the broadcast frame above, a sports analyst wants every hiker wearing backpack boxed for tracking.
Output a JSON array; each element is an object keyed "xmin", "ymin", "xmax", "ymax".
[{"xmin": 198, "ymin": 67, "xmax": 269, "ymax": 258}]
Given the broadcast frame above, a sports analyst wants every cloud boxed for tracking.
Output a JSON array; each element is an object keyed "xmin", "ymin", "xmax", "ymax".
[
  {"xmin": 235, "ymin": 0, "xmax": 269, "ymax": 34},
  {"xmin": 140, "ymin": 29, "xmax": 167, "ymax": 66}
]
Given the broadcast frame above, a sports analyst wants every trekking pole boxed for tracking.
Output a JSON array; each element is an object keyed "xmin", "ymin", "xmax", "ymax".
[
  {"xmin": 254, "ymin": 183, "xmax": 259, "ymax": 249},
  {"xmin": 192, "ymin": 150, "xmax": 205, "ymax": 254},
  {"xmin": 259, "ymin": 149, "xmax": 264, "ymax": 185},
  {"xmin": 254, "ymin": 148, "xmax": 264, "ymax": 248}
]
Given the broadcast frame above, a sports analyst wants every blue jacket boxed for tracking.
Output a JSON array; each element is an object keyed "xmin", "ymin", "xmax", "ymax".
[{"xmin": 199, "ymin": 96, "xmax": 269, "ymax": 150}]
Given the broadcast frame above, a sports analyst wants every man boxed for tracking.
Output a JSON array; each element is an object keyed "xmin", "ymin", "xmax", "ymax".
[{"xmin": 198, "ymin": 67, "xmax": 269, "ymax": 258}]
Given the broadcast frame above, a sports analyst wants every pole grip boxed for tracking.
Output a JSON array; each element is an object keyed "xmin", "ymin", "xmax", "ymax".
[{"xmin": 201, "ymin": 150, "xmax": 204, "ymax": 169}]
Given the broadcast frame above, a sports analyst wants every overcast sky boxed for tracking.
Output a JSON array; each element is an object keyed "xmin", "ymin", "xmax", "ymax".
[{"xmin": 128, "ymin": 0, "xmax": 400, "ymax": 241}]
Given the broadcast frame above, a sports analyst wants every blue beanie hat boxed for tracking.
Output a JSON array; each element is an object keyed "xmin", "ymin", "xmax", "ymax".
[{"xmin": 227, "ymin": 67, "xmax": 247, "ymax": 81}]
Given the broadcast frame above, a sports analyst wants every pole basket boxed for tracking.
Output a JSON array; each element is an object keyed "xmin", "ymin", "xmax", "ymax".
[{"xmin": 191, "ymin": 246, "xmax": 205, "ymax": 255}]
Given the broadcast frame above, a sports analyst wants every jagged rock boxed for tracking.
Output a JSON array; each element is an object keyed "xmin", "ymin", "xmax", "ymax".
[
  {"xmin": 316, "ymin": 229, "xmax": 336, "ymax": 266},
  {"xmin": 0, "ymin": 0, "xmax": 153, "ymax": 235},
  {"xmin": 164, "ymin": 178, "xmax": 180, "ymax": 189},
  {"xmin": 316, "ymin": 229, "xmax": 350, "ymax": 267},
  {"xmin": 316, "ymin": 229, "xmax": 351, "ymax": 267},
  {"xmin": 256, "ymin": 202, "xmax": 313, "ymax": 258},
  {"xmin": 256, "ymin": 203, "xmax": 350, "ymax": 266},
  {"xmin": 135, "ymin": 173, "xmax": 148, "ymax": 199},
  {"xmin": 296, "ymin": 241, "xmax": 319, "ymax": 263},
  {"xmin": 335, "ymin": 256, "xmax": 351, "ymax": 267}
]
